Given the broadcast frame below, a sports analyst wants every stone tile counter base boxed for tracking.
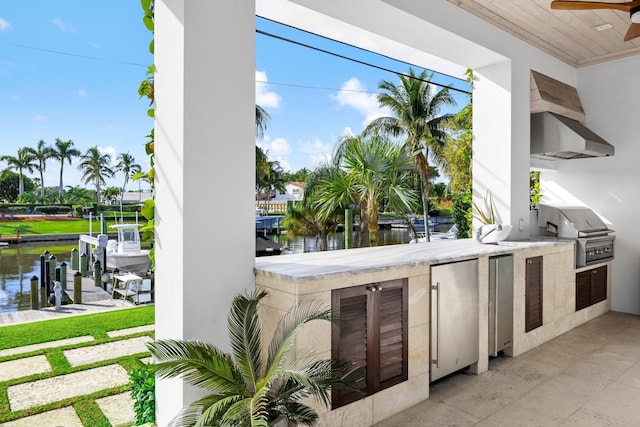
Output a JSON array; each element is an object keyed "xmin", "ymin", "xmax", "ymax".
[{"xmin": 255, "ymin": 239, "xmax": 610, "ymax": 426}]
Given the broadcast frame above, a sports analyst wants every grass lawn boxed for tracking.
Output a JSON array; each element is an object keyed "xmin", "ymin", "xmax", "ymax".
[
  {"xmin": 0, "ymin": 219, "xmax": 147, "ymax": 236},
  {"xmin": 0, "ymin": 305, "xmax": 155, "ymax": 350},
  {"xmin": 0, "ymin": 306, "xmax": 155, "ymax": 425}
]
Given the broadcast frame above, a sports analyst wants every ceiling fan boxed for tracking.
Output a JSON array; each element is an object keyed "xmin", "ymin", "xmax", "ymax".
[{"xmin": 550, "ymin": 1, "xmax": 640, "ymax": 41}]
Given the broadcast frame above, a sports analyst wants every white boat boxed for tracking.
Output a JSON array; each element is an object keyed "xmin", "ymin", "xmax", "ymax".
[{"xmin": 106, "ymin": 223, "xmax": 151, "ymax": 275}]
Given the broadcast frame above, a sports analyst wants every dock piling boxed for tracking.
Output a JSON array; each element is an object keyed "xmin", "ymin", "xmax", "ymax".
[
  {"xmin": 60, "ymin": 262, "xmax": 67, "ymax": 290},
  {"xmin": 71, "ymin": 248, "xmax": 78, "ymax": 270},
  {"xmin": 30, "ymin": 276, "xmax": 38, "ymax": 310},
  {"xmin": 80, "ymin": 253, "xmax": 88, "ymax": 277},
  {"xmin": 73, "ymin": 272, "xmax": 82, "ymax": 304},
  {"xmin": 93, "ymin": 260, "xmax": 102, "ymax": 287}
]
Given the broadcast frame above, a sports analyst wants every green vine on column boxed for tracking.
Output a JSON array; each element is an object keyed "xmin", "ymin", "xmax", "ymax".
[{"xmin": 134, "ymin": 0, "xmax": 155, "ymax": 270}]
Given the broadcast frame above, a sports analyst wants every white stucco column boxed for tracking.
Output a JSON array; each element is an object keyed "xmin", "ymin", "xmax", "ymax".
[
  {"xmin": 472, "ymin": 61, "xmax": 530, "ymax": 240},
  {"xmin": 154, "ymin": 1, "xmax": 256, "ymax": 424}
]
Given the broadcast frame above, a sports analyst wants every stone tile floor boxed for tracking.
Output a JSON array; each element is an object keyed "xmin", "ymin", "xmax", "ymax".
[
  {"xmin": 375, "ymin": 311, "xmax": 640, "ymax": 426},
  {"xmin": 0, "ymin": 325, "xmax": 154, "ymax": 426}
]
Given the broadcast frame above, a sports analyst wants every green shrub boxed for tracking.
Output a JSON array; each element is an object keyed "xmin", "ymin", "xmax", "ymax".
[
  {"xmin": 37, "ymin": 205, "xmax": 73, "ymax": 215},
  {"xmin": 129, "ymin": 364, "xmax": 156, "ymax": 425}
]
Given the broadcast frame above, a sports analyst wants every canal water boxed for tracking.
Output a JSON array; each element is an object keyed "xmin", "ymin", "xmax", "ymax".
[{"xmin": 0, "ymin": 242, "xmax": 76, "ymax": 314}]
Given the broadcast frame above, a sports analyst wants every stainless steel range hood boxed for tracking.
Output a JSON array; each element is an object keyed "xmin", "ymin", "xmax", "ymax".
[{"xmin": 531, "ymin": 112, "xmax": 614, "ymax": 160}]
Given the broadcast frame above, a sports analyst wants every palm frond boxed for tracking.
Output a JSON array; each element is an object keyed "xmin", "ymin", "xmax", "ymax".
[
  {"xmin": 227, "ymin": 290, "xmax": 265, "ymax": 390},
  {"xmin": 266, "ymin": 299, "xmax": 333, "ymax": 375},
  {"xmin": 148, "ymin": 340, "xmax": 245, "ymax": 395},
  {"xmin": 196, "ymin": 395, "xmax": 245, "ymax": 426},
  {"xmin": 168, "ymin": 394, "xmax": 220, "ymax": 427},
  {"xmin": 274, "ymin": 402, "xmax": 318, "ymax": 427}
]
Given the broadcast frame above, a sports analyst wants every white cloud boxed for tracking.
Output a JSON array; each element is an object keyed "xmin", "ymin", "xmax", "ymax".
[
  {"xmin": 77, "ymin": 89, "xmax": 87, "ymax": 97},
  {"xmin": 0, "ymin": 17, "xmax": 11, "ymax": 31},
  {"xmin": 34, "ymin": 114, "xmax": 47, "ymax": 122},
  {"xmin": 52, "ymin": 19, "xmax": 77, "ymax": 33},
  {"xmin": 98, "ymin": 145, "xmax": 118, "ymax": 161},
  {"xmin": 255, "ymin": 70, "xmax": 281, "ymax": 109},
  {"xmin": 331, "ymin": 77, "xmax": 391, "ymax": 128},
  {"xmin": 257, "ymin": 135, "xmax": 292, "ymax": 171}
]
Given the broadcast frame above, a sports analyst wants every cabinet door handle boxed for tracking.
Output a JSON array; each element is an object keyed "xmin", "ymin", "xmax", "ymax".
[{"xmin": 431, "ymin": 282, "xmax": 440, "ymax": 367}]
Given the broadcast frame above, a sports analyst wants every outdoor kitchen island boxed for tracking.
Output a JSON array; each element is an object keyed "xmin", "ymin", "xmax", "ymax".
[{"xmin": 254, "ymin": 238, "xmax": 611, "ymax": 427}]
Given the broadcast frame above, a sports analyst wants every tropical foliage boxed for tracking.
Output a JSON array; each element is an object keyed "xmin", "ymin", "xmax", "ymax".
[
  {"xmin": 1, "ymin": 147, "xmax": 37, "ymax": 196},
  {"xmin": 51, "ymin": 138, "xmax": 82, "ymax": 201},
  {"xmin": 148, "ymin": 290, "xmax": 361, "ymax": 427},
  {"xmin": 25, "ymin": 140, "xmax": 55, "ymax": 198},
  {"xmin": 317, "ymin": 131, "xmax": 419, "ymax": 247},
  {"xmin": 282, "ymin": 164, "xmax": 345, "ymax": 251},
  {"xmin": 365, "ymin": 67, "xmax": 456, "ymax": 242},
  {"xmin": 78, "ymin": 146, "xmax": 115, "ymax": 203}
]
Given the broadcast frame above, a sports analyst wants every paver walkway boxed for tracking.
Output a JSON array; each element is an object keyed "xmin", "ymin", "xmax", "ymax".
[{"xmin": 0, "ymin": 324, "xmax": 154, "ymax": 426}]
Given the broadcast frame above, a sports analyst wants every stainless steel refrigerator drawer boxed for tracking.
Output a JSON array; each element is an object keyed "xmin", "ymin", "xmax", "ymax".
[{"xmin": 430, "ymin": 258, "xmax": 479, "ymax": 382}]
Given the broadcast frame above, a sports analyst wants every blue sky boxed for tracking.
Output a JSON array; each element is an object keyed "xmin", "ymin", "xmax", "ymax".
[
  {"xmin": 0, "ymin": 4, "xmax": 469, "ymax": 194},
  {"xmin": 255, "ymin": 17, "xmax": 470, "ymax": 174},
  {"xmin": 0, "ymin": 1, "xmax": 153, "ymax": 191}
]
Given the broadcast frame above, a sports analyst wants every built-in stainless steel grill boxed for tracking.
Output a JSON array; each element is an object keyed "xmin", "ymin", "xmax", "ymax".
[{"xmin": 534, "ymin": 204, "xmax": 615, "ymax": 268}]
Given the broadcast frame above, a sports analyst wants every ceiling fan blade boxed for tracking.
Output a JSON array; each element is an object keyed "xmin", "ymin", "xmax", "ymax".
[
  {"xmin": 551, "ymin": 1, "xmax": 640, "ymax": 12},
  {"xmin": 624, "ymin": 22, "xmax": 640, "ymax": 40}
]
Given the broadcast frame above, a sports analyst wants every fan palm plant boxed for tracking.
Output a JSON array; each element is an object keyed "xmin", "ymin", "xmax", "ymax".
[
  {"xmin": 148, "ymin": 290, "xmax": 361, "ymax": 426},
  {"xmin": 365, "ymin": 68, "xmax": 456, "ymax": 242}
]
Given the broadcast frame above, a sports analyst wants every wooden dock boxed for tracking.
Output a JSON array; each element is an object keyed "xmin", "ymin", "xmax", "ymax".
[
  {"xmin": 0, "ymin": 233, "xmax": 22, "ymax": 243},
  {"xmin": 0, "ymin": 267, "xmax": 143, "ymax": 326}
]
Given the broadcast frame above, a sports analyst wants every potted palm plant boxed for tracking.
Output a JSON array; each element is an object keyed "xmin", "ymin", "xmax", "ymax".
[
  {"xmin": 147, "ymin": 290, "xmax": 361, "ymax": 426},
  {"xmin": 473, "ymin": 191, "xmax": 512, "ymax": 243}
]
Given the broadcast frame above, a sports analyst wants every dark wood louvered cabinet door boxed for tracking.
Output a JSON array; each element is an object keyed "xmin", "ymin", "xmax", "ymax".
[
  {"xmin": 591, "ymin": 266, "xmax": 607, "ymax": 305},
  {"xmin": 575, "ymin": 270, "xmax": 592, "ymax": 311},
  {"xmin": 525, "ymin": 256, "xmax": 543, "ymax": 332},
  {"xmin": 377, "ymin": 282, "xmax": 408, "ymax": 391},
  {"xmin": 331, "ymin": 279, "xmax": 408, "ymax": 409},
  {"xmin": 576, "ymin": 265, "xmax": 608, "ymax": 311},
  {"xmin": 332, "ymin": 286, "xmax": 368, "ymax": 408}
]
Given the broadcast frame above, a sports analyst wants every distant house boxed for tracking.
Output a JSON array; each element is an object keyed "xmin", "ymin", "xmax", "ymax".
[
  {"xmin": 121, "ymin": 191, "xmax": 154, "ymax": 204},
  {"xmin": 273, "ymin": 181, "xmax": 305, "ymax": 202}
]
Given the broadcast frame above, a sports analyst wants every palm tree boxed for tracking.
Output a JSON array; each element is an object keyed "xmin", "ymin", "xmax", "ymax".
[
  {"xmin": 148, "ymin": 290, "xmax": 360, "ymax": 426},
  {"xmin": 365, "ymin": 68, "xmax": 456, "ymax": 241},
  {"xmin": 64, "ymin": 185, "xmax": 94, "ymax": 205},
  {"xmin": 283, "ymin": 164, "xmax": 345, "ymax": 251},
  {"xmin": 78, "ymin": 146, "xmax": 115, "ymax": 203},
  {"xmin": 114, "ymin": 152, "xmax": 141, "ymax": 213},
  {"xmin": 318, "ymin": 133, "xmax": 418, "ymax": 246},
  {"xmin": 51, "ymin": 139, "xmax": 81, "ymax": 201},
  {"xmin": 1, "ymin": 147, "xmax": 37, "ymax": 195},
  {"xmin": 256, "ymin": 104, "xmax": 270, "ymax": 140},
  {"xmin": 25, "ymin": 140, "xmax": 56, "ymax": 198},
  {"xmin": 102, "ymin": 186, "xmax": 122, "ymax": 205}
]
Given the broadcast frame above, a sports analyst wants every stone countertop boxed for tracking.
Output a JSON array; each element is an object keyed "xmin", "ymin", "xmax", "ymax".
[{"xmin": 254, "ymin": 238, "xmax": 573, "ymax": 281}]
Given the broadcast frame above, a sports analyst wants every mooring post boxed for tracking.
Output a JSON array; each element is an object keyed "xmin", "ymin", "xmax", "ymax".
[
  {"xmin": 44, "ymin": 258, "xmax": 51, "ymax": 298},
  {"xmin": 60, "ymin": 261, "xmax": 67, "ymax": 290},
  {"xmin": 345, "ymin": 208, "xmax": 353, "ymax": 249},
  {"xmin": 39, "ymin": 253, "xmax": 45, "ymax": 289},
  {"xmin": 30, "ymin": 275, "xmax": 38, "ymax": 310},
  {"xmin": 93, "ymin": 259, "xmax": 102, "ymax": 287},
  {"xmin": 40, "ymin": 281, "xmax": 47, "ymax": 308},
  {"xmin": 49, "ymin": 254, "xmax": 57, "ymax": 290},
  {"xmin": 73, "ymin": 271, "xmax": 82, "ymax": 304},
  {"xmin": 80, "ymin": 253, "xmax": 87, "ymax": 277},
  {"xmin": 71, "ymin": 247, "xmax": 78, "ymax": 270}
]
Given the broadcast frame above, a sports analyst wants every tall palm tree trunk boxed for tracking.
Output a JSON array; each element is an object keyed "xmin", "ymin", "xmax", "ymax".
[
  {"xmin": 416, "ymin": 154, "xmax": 431, "ymax": 242},
  {"xmin": 367, "ymin": 201, "xmax": 379, "ymax": 247},
  {"xmin": 39, "ymin": 170, "xmax": 45, "ymax": 197},
  {"xmin": 59, "ymin": 167, "xmax": 64, "ymax": 201}
]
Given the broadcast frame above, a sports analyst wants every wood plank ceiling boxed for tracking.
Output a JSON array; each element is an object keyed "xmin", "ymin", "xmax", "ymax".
[{"xmin": 447, "ymin": 0, "xmax": 640, "ymax": 67}]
